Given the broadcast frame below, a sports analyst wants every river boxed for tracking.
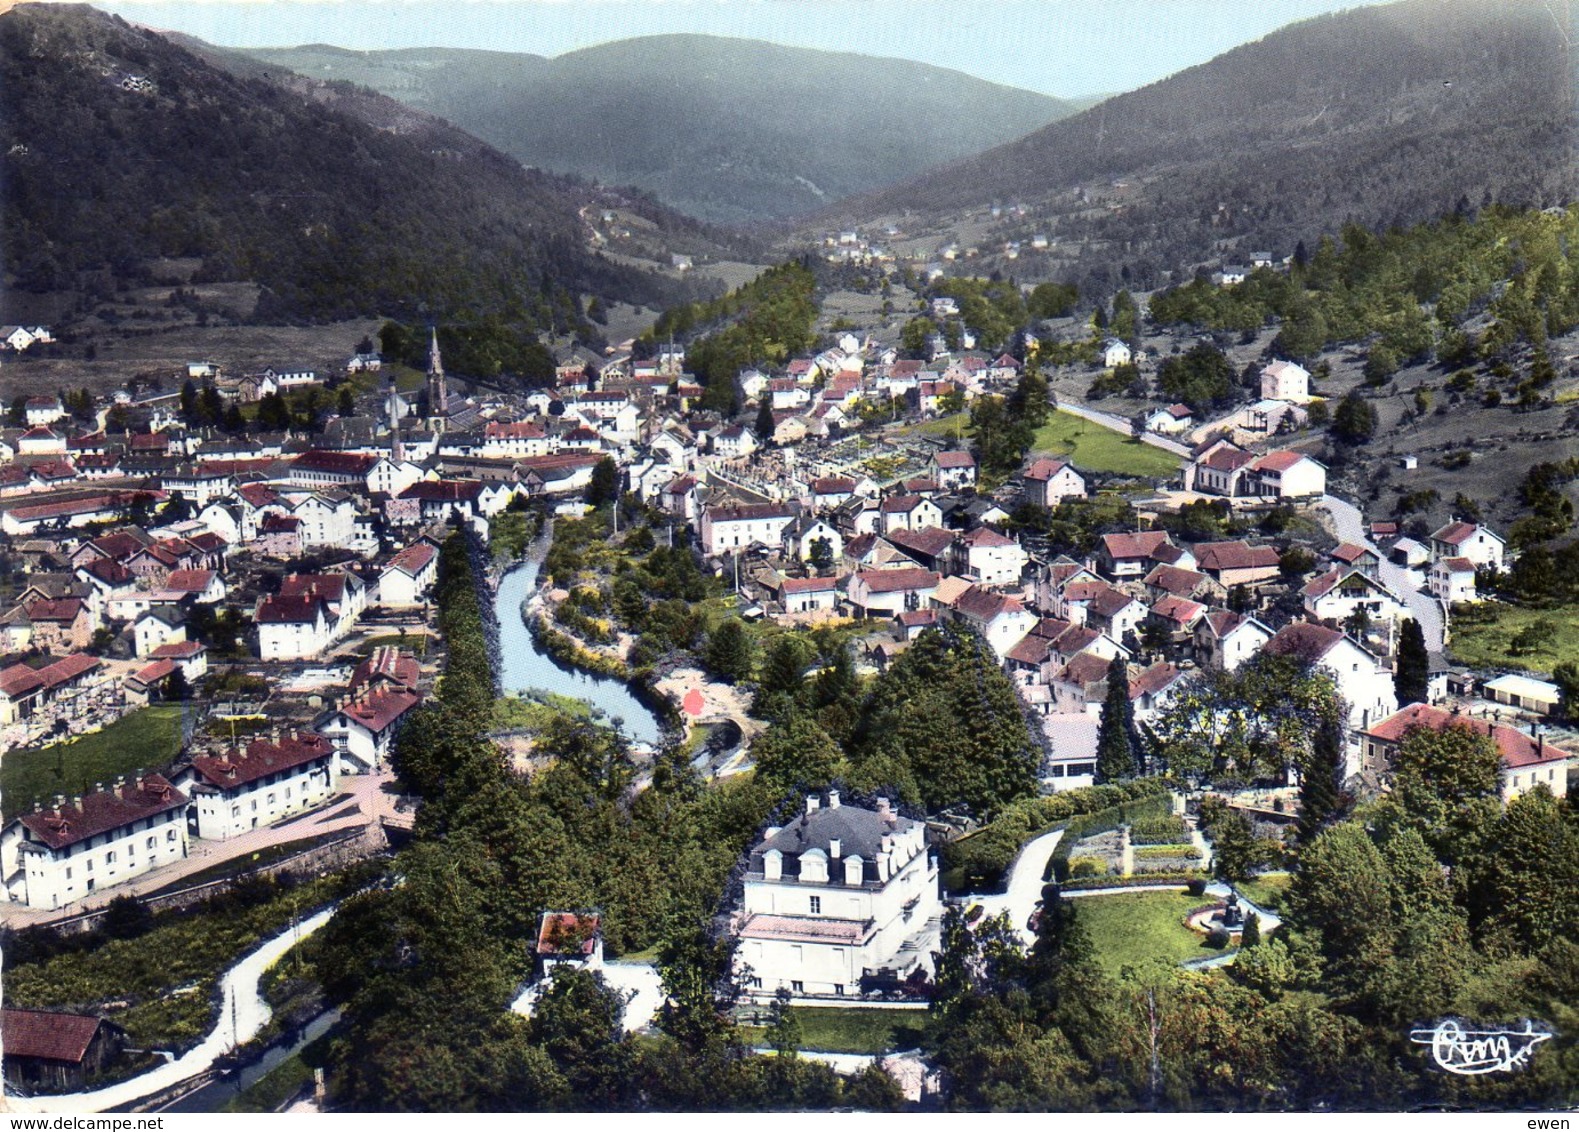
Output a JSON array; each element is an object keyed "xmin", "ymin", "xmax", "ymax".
[{"xmin": 494, "ymin": 549, "xmax": 664, "ymax": 747}]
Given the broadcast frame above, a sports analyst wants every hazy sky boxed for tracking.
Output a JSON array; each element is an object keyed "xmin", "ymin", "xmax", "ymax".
[{"xmin": 86, "ymin": 0, "xmax": 1388, "ymax": 99}]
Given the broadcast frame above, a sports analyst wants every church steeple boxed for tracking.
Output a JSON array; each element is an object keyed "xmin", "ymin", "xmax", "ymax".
[{"xmin": 426, "ymin": 326, "xmax": 449, "ymax": 425}]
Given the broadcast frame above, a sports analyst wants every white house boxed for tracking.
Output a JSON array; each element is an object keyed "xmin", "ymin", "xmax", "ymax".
[
  {"xmin": 289, "ymin": 491, "xmax": 359, "ymax": 551},
  {"xmin": 954, "ymin": 526, "xmax": 1026, "ymax": 587},
  {"xmin": 255, "ymin": 593, "xmax": 332, "ymax": 660},
  {"xmin": 132, "ymin": 606, "xmax": 186, "ymax": 658},
  {"xmin": 846, "ymin": 568, "xmax": 939, "ymax": 618},
  {"xmin": 951, "ymin": 586, "xmax": 1036, "ymax": 659},
  {"xmin": 1, "ymin": 776, "xmax": 189, "ymax": 910},
  {"xmin": 929, "ymin": 450, "xmax": 977, "ymax": 490},
  {"xmin": 173, "ymin": 732, "xmax": 339, "ymax": 841},
  {"xmin": 1144, "ymin": 404, "xmax": 1195, "ymax": 436},
  {"xmin": 315, "ymin": 685, "xmax": 424, "ymax": 772},
  {"xmin": 775, "ymin": 575, "xmax": 841, "ymax": 617},
  {"xmin": 1193, "ymin": 611, "xmax": 1274, "ymax": 673},
  {"xmin": 735, "ymin": 793, "xmax": 941, "ymax": 1001},
  {"xmin": 379, "ymin": 542, "xmax": 439, "ymax": 607},
  {"xmin": 1101, "ymin": 339, "xmax": 1132, "ymax": 368},
  {"xmin": 1263, "ymin": 622, "xmax": 1397, "ymax": 765},
  {"xmin": 1248, "ymin": 450, "xmax": 1327, "ymax": 499},
  {"xmin": 711, "ymin": 425, "xmax": 760, "ymax": 459},
  {"xmin": 1429, "ymin": 521, "xmax": 1505, "ymax": 571},
  {"xmin": 1429, "ymin": 556, "xmax": 1479, "ymax": 604},
  {"xmin": 782, "ymin": 515, "xmax": 844, "ymax": 565},
  {"xmin": 878, "ymin": 494, "xmax": 944, "ymax": 535},
  {"xmin": 1022, "ymin": 457, "xmax": 1087, "ymax": 509},
  {"xmin": 1260, "ymin": 360, "xmax": 1310, "ymax": 402},
  {"xmin": 1302, "ymin": 568, "xmax": 1408, "ymax": 626},
  {"xmin": 699, "ymin": 502, "xmax": 795, "ymax": 557},
  {"xmin": 1361, "ymin": 704, "xmax": 1570, "ymax": 802}
]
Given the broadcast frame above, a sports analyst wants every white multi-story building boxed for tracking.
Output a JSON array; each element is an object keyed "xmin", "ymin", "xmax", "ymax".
[
  {"xmin": 699, "ymin": 502, "xmax": 795, "ymax": 556},
  {"xmin": 379, "ymin": 542, "xmax": 439, "ymax": 607},
  {"xmin": 1429, "ymin": 521, "xmax": 1505, "ymax": 572},
  {"xmin": 735, "ymin": 793, "xmax": 941, "ymax": 1001},
  {"xmin": 2, "ymin": 776, "xmax": 189, "ymax": 910},
  {"xmin": 315, "ymin": 684, "xmax": 423, "ymax": 772},
  {"xmin": 1259, "ymin": 360, "xmax": 1310, "ymax": 402},
  {"xmin": 172, "ymin": 732, "xmax": 339, "ymax": 840}
]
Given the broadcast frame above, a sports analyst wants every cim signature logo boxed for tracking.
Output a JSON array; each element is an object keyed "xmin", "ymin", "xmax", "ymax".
[{"xmin": 1409, "ymin": 1019, "xmax": 1554, "ymax": 1075}]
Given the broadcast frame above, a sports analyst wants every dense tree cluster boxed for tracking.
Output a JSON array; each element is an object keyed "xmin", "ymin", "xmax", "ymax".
[{"xmin": 646, "ymin": 262, "xmax": 819, "ymax": 413}]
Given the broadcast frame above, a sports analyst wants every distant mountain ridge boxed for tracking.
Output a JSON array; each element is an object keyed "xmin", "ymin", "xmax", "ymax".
[
  {"xmin": 236, "ymin": 34, "xmax": 1082, "ymax": 225},
  {"xmin": 0, "ymin": 5, "xmax": 732, "ymax": 325},
  {"xmin": 826, "ymin": 0, "xmax": 1577, "ymax": 290}
]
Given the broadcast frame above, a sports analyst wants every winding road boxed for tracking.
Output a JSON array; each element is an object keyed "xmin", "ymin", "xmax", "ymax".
[
  {"xmin": 1319, "ymin": 494, "xmax": 1445, "ymax": 652},
  {"xmin": 13, "ymin": 905, "xmax": 339, "ymax": 1114},
  {"xmin": 962, "ymin": 827, "xmax": 1065, "ymax": 945}
]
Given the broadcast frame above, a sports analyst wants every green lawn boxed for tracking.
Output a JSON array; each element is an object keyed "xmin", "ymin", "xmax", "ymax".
[
  {"xmin": 3, "ymin": 705, "xmax": 185, "ymax": 817},
  {"xmin": 1446, "ymin": 601, "xmax": 1579, "ymax": 676},
  {"xmin": 1072, "ymin": 889, "xmax": 1233, "ymax": 973},
  {"xmin": 359, "ymin": 632, "xmax": 430, "ymax": 657},
  {"xmin": 741, "ymin": 1007, "xmax": 927, "ymax": 1054},
  {"xmin": 1030, "ymin": 410, "xmax": 1181, "ymax": 478},
  {"xmin": 1235, "ymin": 872, "xmax": 1293, "ymax": 914}
]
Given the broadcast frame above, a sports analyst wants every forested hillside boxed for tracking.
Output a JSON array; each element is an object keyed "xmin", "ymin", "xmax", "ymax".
[
  {"xmin": 831, "ymin": 0, "xmax": 1575, "ymax": 293},
  {"xmin": 236, "ymin": 35, "xmax": 1080, "ymax": 225},
  {"xmin": 0, "ymin": 5, "xmax": 721, "ymax": 325}
]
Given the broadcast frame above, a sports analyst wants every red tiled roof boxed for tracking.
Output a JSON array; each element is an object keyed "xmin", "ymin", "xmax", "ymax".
[
  {"xmin": 1250, "ymin": 449, "xmax": 1311, "ymax": 473},
  {"xmin": 1144, "ymin": 564, "xmax": 1212, "ymax": 596},
  {"xmin": 959, "ymin": 526, "xmax": 1014, "ymax": 549},
  {"xmin": 1331, "ymin": 542, "xmax": 1373, "ymax": 564},
  {"xmin": 188, "ymin": 733, "xmax": 334, "ymax": 789},
  {"xmin": 1129, "ymin": 662, "xmax": 1182, "ymax": 700},
  {"xmin": 130, "ymin": 658, "xmax": 177, "ymax": 688},
  {"xmin": 165, "ymin": 568, "xmax": 216, "ymax": 593},
  {"xmin": 897, "ymin": 608, "xmax": 938, "ymax": 628},
  {"xmin": 955, "ymin": 585, "xmax": 1023, "ymax": 621},
  {"xmin": 338, "ymin": 687, "xmax": 423, "ymax": 734},
  {"xmin": 1194, "ymin": 540, "xmax": 1280, "ymax": 573},
  {"xmin": 1263, "ymin": 621, "xmax": 1349, "ymax": 664},
  {"xmin": 24, "ymin": 597, "xmax": 84, "ymax": 624},
  {"xmin": 706, "ymin": 502, "xmax": 793, "ymax": 523},
  {"xmin": 1023, "ymin": 456, "xmax": 1071, "ymax": 482},
  {"xmin": 485, "ymin": 420, "xmax": 547, "ymax": 440},
  {"xmin": 1201, "ymin": 447, "xmax": 1255, "ymax": 472},
  {"xmin": 386, "ymin": 543, "xmax": 436, "ymax": 577},
  {"xmin": 886, "ymin": 526, "xmax": 957, "ymax": 559},
  {"xmin": 1006, "ymin": 633, "xmax": 1054, "ymax": 665},
  {"xmin": 853, "ymin": 567, "xmax": 939, "ymax": 594},
  {"xmin": 1431, "ymin": 520, "xmax": 1480, "ymax": 546},
  {"xmin": 1366, "ymin": 704, "xmax": 1571, "ymax": 770},
  {"xmin": 2, "ymin": 1009, "xmax": 109, "ymax": 1065},
  {"xmin": 934, "ymin": 450, "xmax": 975, "ymax": 469},
  {"xmin": 778, "ymin": 575, "xmax": 838, "ymax": 595},
  {"xmin": 255, "ymin": 593, "xmax": 324, "ymax": 624},
  {"xmin": 1151, "ymin": 594, "xmax": 1205, "ymax": 625},
  {"xmin": 537, "ymin": 912, "xmax": 601, "ymax": 956},
  {"xmin": 1057, "ymin": 652, "xmax": 1112, "ymax": 688},
  {"xmin": 1438, "ymin": 556, "xmax": 1476, "ymax": 573},
  {"xmin": 811, "ymin": 476, "xmax": 856, "ymax": 495},
  {"xmin": 879, "ymin": 493, "xmax": 925, "ymax": 514},
  {"xmin": 293, "ymin": 450, "xmax": 377, "ymax": 476},
  {"xmin": 19, "ymin": 775, "xmax": 185, "ymax": 850},
  {"xmin": 350, "ymin": 646, "xmax": 421, "ymax": 692},
  {"xmin": 151, "ymin": 640, "xmax": 205, "ymax": 659},
  {"xmin": 1101, "ymin": 531, "xmax": 1171, "ymax": 560},
  {"xmin": 281, "ymin": 574, "xmax": 347, "ymax": 603}
]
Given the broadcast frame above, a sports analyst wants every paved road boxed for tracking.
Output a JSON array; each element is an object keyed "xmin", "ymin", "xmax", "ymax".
[
  {"xmin": 963, "ymin": 827, "xmax": 1064, "ymax": 945},
  {"xmin": 18, "ymin": 905, "xmax": 339, "ymax": 1114},
  {"xmin": 1319, "ymin": 494, "xmax": 1445, "ymax": 652}
]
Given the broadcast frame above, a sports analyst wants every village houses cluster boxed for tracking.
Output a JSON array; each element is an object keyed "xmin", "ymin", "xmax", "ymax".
[{"xmin": 0, "ymin": 304, "xmax": 1568, "ymax": 1015}]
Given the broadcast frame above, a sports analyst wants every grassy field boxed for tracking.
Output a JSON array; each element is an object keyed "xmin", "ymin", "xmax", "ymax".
[
  {"xmin": 1030, "ymin": 410, "xmax": 1181, "ymax": 478},
  {"xmin": 1072, "ymin": 889, "xmax": 1234, "ymax": 972},
  {"xmin": 741, "ymin": 1007, "xmax": 927, "ymax": 1054},
  {"xmin": 1446, "ymin": 601, "xmax": 1579, "ymax": 676},
  {"xmin": 1235, "ymin": 873, "xmax": 1293, "ymax": 914},
  {"xmin": 3, "ymin": 705, "xmax": 185, "ymax": 816}
]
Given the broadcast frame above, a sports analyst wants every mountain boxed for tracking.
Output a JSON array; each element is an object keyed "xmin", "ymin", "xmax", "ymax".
[
  {"xmin": 234, "ymin": 35, "xmax": 1082, "ymax": 225},
  {"xmin": 0, "ymin": 5, "xmax": 734, "ymax": 325},
  {"xmin": 826, "ymin": 0, "xmax": 1577, "ymax": 291}
]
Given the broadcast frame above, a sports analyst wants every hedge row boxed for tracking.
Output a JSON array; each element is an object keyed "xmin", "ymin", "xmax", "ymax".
[
  {"xmin": 1048, "ymin": 793, "xmax": 1177, "ymax": 882},
  {"xmin": 1062, "ymin": 873, "xmax": 1207, "ymax": 892},
  {"xmin": 1129, "ymin": 815, "xmax": 1191, "ymax": 845},
  {"xmin": 943, "ymin": 778, "xmax": 1173, "ymax": 893}
]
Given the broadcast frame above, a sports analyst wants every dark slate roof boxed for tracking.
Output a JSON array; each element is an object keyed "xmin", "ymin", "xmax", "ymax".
[{"xmin": 753, "ymin": 799, "xmax": 915, "ymax": 864}]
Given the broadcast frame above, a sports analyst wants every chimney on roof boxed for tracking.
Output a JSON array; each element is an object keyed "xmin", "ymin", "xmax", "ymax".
[
  {"xmin": 806, "ymin": 795, "xmax": 821, "ymax": 815},
  {"xmin": 71, "ymin": 795, "xmax": 81, "ymax": 809},
  {"xmin": 830, "ymin": 838, "xmax": 841, "ymax": 859},
  {"xmin": 828, "ymin": 789, "xmax": 840, "ymax": 809},
  {"xmin": 875, "ymin": 796, "xmax": 890, "ymax": 816}
]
